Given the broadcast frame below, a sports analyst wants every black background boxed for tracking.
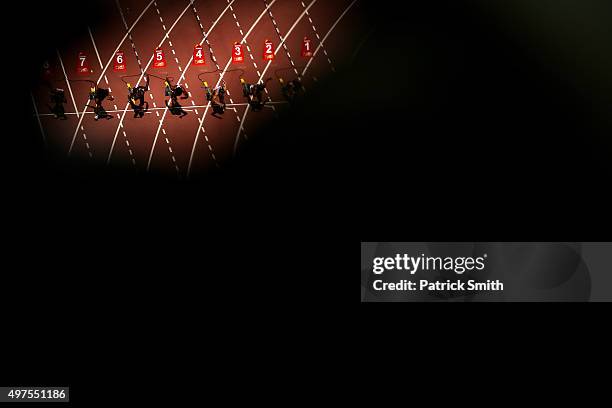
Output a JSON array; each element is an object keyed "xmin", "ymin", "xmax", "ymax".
[{"xmin": 4, "ymin": 0, "xmax": 612, "ymax": 399}]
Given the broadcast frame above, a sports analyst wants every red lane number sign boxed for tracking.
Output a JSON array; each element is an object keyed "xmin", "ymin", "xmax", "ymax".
[
  {"xmin": 113, "ymin": 51, "xmax": 126, "ymax": 71},
  {"xmin": 301, "ymin": 37, "xmax": 313, "ymax": 58},
  {"xmin": 263, "ymin": 40, "xmax": 275, "ymax": 61},
  {"xmin": 193, "ymin": 44, "xmax": 205, "ymax": 65},
  {"xmin": 232, "ymin": 42, "xmax": 244, "ymax": 63},
  {"xmin": 77, "ymin": 52, "xmax": 90, "ymax": 75},
  {"xmin": 153, "ymin": 48, "xmax": 167, "ymax": 68}
]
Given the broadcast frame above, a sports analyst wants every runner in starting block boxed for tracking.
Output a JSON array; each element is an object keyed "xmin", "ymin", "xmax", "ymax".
[
  {"xmin": 48, "ymin": 88, "xmax": 67, "ymax": 120},
  {"xmin": 88, "ymin": 85, "xmax": 114, "ymax": 120},
  {"xmin": 127, "ymin": 75, "xmax": 150, "ymax": 118},
  {"xmin": 241, "ymin": 77, "xmax": 272, "ymax": 111}
]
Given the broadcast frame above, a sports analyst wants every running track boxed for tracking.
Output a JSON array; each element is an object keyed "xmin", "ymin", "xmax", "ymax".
[{"xmin": 31, "ymin": 0, "xmax": 370, "ymax": 179}]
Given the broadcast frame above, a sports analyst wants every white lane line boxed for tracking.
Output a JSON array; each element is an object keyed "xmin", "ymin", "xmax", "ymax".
[
  {"xmin": 56, "ymin": 49, "xmax": 79, "ymax": 118},
  {"xmin": 107, "ymin": 0, "xmax": 194, "ymax": 165},
  {"xmin": 146, "ymin": 0, "xmax": 181, "ymax": 176},
  {"xmin": 34, "ymin": 101, "xmax": 289, "ymax": 116},
  {"xmin": 31, "ymin": 93, "xmax": 47, "ymax": 146},
  {"xmin": 187, "ymin": 0, "xmax": 278, "ymax": 177},
  {"xmin": 146, "ymin": 0, "xmax": 237, "ymax": 172},
  {"xmin": 301, "ymin": 0, "xmax": 357, "ymax": 77},
  {"xmin": 233, "ymin": 0, "xmax": 317, "ymax": 156},
  {"xmin": 88, "ymin": 27, "xmax": 105, "ymax": 70},
  {"xmin": 266, "ymin": 0, "xmax": 299, "ymax": 77},
  {"xmin": 68, "ymin": 0, "xmax": 155, "ymax": 156},
  {"xmin": 300, "ymin": 0, "xmax": 335, "ymax": 72}
]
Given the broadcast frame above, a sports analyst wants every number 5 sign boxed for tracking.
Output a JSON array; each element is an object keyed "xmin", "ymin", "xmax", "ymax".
[
  {"xmin": 113, "ymin": 51, "xmax": 126, "ymax": 71},
  {"xmin": 301, "ymin": 37, "xmax": 313, "ymax": 58},
  {"xmin": 263, "ymin": 39, "xmax": 275, "ymax": 61},
  {"xmin": 77, "ymin": 51, "xmax": 90, "ymax": 75},
  {"xmin": 232, "ymin": 42, "xmax": 244, "ymax": 63},
  {"xmin": 153, "ymin": 48, "xmax": 167, "ymax": 68},
  {"xmin": 193, "ymin": 44, "xmax": 205, "ymax": 65}
]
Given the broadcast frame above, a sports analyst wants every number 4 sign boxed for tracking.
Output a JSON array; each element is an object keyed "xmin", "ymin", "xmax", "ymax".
[
  {"xmin": 263, "ymin": 39, "xmax": 275, "ymax": 61},
  {"xmin": 77, "ymin": 51, "xmax": 90, "ymax": 75},
  {"xmin": 301, "ymin": 37, "xmax": 313, "ymax": 58},
  {"xmin": 232, "ymin": 42, "xmax": 244, "ymax": 63},
  {"xmin": 193, "ymin": 44, "xmax": 205, "ymax": 65},
  {"xmin": 153, "ymin": 48, "xmax": 167, "ymax": 68},
  {"xmin": 113, "ymin": 51, "xmax": 126, "ymax": 71}
]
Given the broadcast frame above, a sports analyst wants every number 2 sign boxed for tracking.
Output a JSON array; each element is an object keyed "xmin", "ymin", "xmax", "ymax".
[
  {"xmin": 232, "ymin": 42, "xmax": 244, "ymax": 63},
  {"xmin": 301, "ymin": 37, "xmax": 313, "ymax": 58},
  {"xmin": 153, "ymin": 48, "xmax": 167, "ymax": 68},
  {"xmin": 77, "ymin": 52, "xmax": 90, "ymax": 75},
  {"xmin": 193, "ymin": 44, "xmax": 205, "ymax": 65},
  {"xmin": 263, "ymin": 39, "xmax": 275, "ymax": 61},
  {"xmin": 113, "ymin": 51, "xmax": 126, "ymax": 71}
]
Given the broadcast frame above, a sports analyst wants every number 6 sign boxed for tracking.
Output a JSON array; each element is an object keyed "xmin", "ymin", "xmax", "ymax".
[
  {"xmin": 232, "ymin": 42, "xmax": 244, "ymax": 63},
  {"xmin": 113, "ymin": 51, "xmax": 126, "ymax": 71},
  {"xmin": 77, "ymin": 51, "xmax": 90, "ymax": 75},
  {"xmin": 193, "ymin": 44, "xmax": 205, "ymax": 65},
  {"xmin": 263, "ymin": 39, "xmax": 275, "ymax": 61},
  {"xmin": 153, "ymin": 47, "xmax": 167, "ymax": 68},
  {"xmin": 301, "ymin": 37, "xmax": 313, "ymax": 58}
]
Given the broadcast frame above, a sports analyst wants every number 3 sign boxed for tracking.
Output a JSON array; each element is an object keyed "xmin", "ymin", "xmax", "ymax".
[
  {"xmin": 232, "ymin": 42, "xmax": 244, "ymax": 63},
  {"xmin": 113, "ymin": 51, "xmax": 126, "ymax": 71}
]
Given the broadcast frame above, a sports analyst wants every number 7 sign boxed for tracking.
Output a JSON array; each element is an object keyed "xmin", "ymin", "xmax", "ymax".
[
  {"xmin": 301, "ymin": 37, "xmax": 313, "ymax": 58},
  {"xmin": 77, "ymin": 51, "xmax": 90, "ymax": 75},
  {"xmin": 263, "ymin": 39, "xmax": 275, "ymax": 61},
  {"xmin": 232, "ymin": 42, "xmax": 244, "ymax": 63},
  {"xmin": 113, "ymin": 51, "xmax": 126, "ymax": 71}
]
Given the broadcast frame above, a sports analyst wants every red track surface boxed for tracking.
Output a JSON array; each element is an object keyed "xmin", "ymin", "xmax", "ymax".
[{"xmin": 32, "ymin": 0, "xmax": 370, "ymax": 178}]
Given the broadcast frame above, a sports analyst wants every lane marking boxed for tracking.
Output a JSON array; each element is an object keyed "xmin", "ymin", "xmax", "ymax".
[
  {"xmin": 233, "ymin": 0, "xmax": 318, "ymax": 156},
  {"xmin": 187, "ymin": 0, "xmax": 279, "ymax": 177},
  {"xmin": 68, "ymin": 0, "xmax": 156, "ymax": 156},
  {"xmin": 107, "ymin": 0, "xmax": 195, "ymax": 165},
  {"xmin": 300, "ymin": 0, "xmax": 335, "ymax": 72},
  {"xmin": 56, "ymin": 49, "xmax": 79, "ymax": 118},
  {"xmin": 146, "ymin": 0, "xmax": 237, "ymax": 171},
  {"xmin": 33, "ymin": 101, "xmax": 289, "ymax": 116},
  {"xmin": 31, "ymin": 93, "xmax": 47, "ymax": 146},
  {"xmin": 301, "ymin": 0, "xmax": 357, "ymax": 77}
]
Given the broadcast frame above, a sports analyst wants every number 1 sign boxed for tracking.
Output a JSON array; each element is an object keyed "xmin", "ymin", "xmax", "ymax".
[{"xmin": 301, "ymin": 37, "xmax": 313, "ymax": 58}]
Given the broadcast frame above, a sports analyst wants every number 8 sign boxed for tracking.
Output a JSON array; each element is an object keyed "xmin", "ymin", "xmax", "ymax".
[
  {"xmin": 263, "ymin": 40, "xmax": 275, "ymax": 61},
  {"xmin": 113, "ymin": 51, "xmax": 126, "ymax": 71},
  {"xmin": 153, "ymin": 48, "xmax": 167, "ymax": 68},
  {"xmin": 232, "ymin": 42, "xmax": 244, "ymax": 63}
]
